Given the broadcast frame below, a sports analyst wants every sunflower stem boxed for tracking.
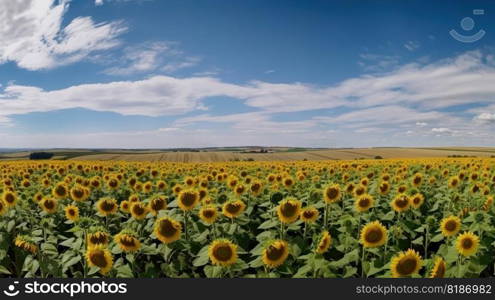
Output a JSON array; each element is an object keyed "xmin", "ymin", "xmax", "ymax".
[
  {"xmin": 184, "ymin": 211, "xmax": 189, "ymax": 241},
  {"xmin": 324, "ymin": 203, "xmax": 330, "ymax": 229},
  {"xmin": 361, "ymin": 247, "xmax": 366, "ymax": 278}
]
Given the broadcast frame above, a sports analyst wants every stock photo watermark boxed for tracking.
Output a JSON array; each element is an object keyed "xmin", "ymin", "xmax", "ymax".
[{"xmin": 450, "ymin": 9, "xmax": 486, "ymax": 43}]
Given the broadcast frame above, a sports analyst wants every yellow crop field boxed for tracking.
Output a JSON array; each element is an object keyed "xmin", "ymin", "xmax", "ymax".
[{"xmin": 0, "ymin": 157, "xmax": 494, "ymax": 278}]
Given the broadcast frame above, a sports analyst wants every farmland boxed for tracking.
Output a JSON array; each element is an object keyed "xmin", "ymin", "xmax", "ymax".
[
  {"xmin": 1, "ymin": 147, "xmax": 495, "ymax": 162},
  {"xmin": 0, "ymin": 157, "xmax": 494, "ymax": 278}
]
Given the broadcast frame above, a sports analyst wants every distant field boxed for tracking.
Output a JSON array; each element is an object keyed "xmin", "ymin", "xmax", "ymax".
[
  {"xmin": 1, "ymin": 147, "xmax": 494, "ymax": 162},
  {"xmin": 66, "ymin": 147, "xmax": 495, "ymax": 162}
]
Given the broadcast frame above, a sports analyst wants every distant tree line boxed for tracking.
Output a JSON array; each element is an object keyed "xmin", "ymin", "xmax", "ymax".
[{"xmin": 29, "ymin": 152, "xmax": 54, "ymax": 160}]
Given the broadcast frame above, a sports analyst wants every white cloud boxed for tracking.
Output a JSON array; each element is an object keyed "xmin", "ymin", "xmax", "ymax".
[
  {"xmin": 0, "ymin": 0, "xmax": 126, "ymax": 70},
  {"xmin": 431, "ymin": 127, "xmax": 452, "ymax": 133},
  {"xmin": 103, "ymin": 42, "xmax": 200, "ymax": 76},
  {"xmin": 474, "ymin": 112, "xmax": 495, "ymax": 123},
  {"xmin": 404, "ymin": 41, "xmax": 420, "ymax": 51},
  {"xmin": 416, "ymin": 122, "xmax": 428, "ymax": 127}
]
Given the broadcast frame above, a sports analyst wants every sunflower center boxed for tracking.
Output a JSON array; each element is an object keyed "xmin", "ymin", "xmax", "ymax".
[
  {"xmin": 73, "ymin": 189, "xmax": 84, "ymax": 198},
  {"xmin": 68, "ymin": 209, "xmax": 76, "ymax": 216},
  {"xmin": 413, "ymin": 197, "xmax": 421, "ymax": 204},
  {"xmin": 213, "ymin": 245, "xmax": 233, "ymax": 262},
  {"xmin": 151, "ymin": 198, "xmax": 166, "ymax": 211},
  {"xmin": 5, "ymin": 194, "xmax": 15, "ymax": 203},
  {"xmin": 226, "ymin": 203, "xmax": 241, "ymax": 214},
  {"xmin": 158, "ymin": 219, "xmax": 178, "ymax": 237},
  {"xmin": 396, "ymin": 197, "xmax": 408, "ymax": 208},
  {"xmin": 444, "ymin": 220, "xmax": 457, "ymax": 232},
  {"xmin": 202, "ymin": 210, "xmax": 215, "ymax": 218},
  {"xmin": 359, "ymin": 198, "xmax": 370, "ymax": 208},
  {"xmin": 303, "ymin": 211, "xmax": 315, "ymax": 219},
  {"xmin": 55, "ymin": 186, "xmax": 66, "ymax": 196},
  {"xmin": 433, "ymin": 262, "xmax": 446, "ymax": 278},
  {"xmin": 266, "ymin": 244, "xmax": 285, "ymax": 261},
  {"xmin": 89, "ymin": 250, "xmax": 108, "ymax": 268},
  {"xmin": 365, "ymin": 228, "xmax": 383, "ymax": 243},
  {"xmin": 132, "ymin": 204, "xmax": 145, "ymax": 215},
  {"xmin": 181, "ymin": 193, "xmax": 197, "ymax": 207},
  {"xmin": 101, "ymin": 201, "xmax": 116, "ymax": 212},
  {"xmin": 396, "ymin": 257, "xmax": 417, "ymax": 275},
  {"xmin": 462, "ymin": 238, "xmax": 473, "ymax": 249},
  {"xmin": 280, "ymin": 202, "xmax": 297, "ymax": 217},
  {"xmin": 90, "ymin": 234, "xmax": 108, "ymax": 245},
  {"xmin": 120, "ymin": 236, "xmax": 137, "ymax": 247},
  {"xmin": 44, "ymin": 200, "xmax": 55, "ymax": 209},
  {"xmin": 326, "ymin": 188, "xmax": 339, "ymax": 200}
]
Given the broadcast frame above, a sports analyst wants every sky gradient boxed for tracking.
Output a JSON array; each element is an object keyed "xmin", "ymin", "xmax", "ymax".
[{"xmin": 1, "ymin": 0, "xmax": 495, "ymax": 148}]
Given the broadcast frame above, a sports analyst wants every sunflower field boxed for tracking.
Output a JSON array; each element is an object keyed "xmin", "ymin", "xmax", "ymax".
[{"xmin": 0, "ymin": 158, "xmax": 494, "ymax": 278}]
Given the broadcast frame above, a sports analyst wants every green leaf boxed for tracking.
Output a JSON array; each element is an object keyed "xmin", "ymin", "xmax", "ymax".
[
  {"xmin": 430, "ymin": 233, "xmax": 444, "ymax": 243},
  {"xmin": 258, "ymin": 219, "xmax": 278, "ymax": 230},
  {"xmin": 116, "ymin": 264, "xmax": 134, "ymax": 278},
  {"xmin": 193, "ymin": 245, "xmax": 210, "ymax": 267},
  {"xmin": 0, "ymin": 265, "xmax": 11, "ymax": 275}
]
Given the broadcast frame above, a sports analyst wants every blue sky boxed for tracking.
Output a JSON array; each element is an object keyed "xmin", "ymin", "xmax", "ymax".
[{"xmin": 0, "ymin": 0, "xmax": 495, "ymax": 148}]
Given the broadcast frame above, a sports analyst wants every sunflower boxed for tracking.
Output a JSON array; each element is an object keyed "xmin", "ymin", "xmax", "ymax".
[
  {"xmin": 429, "ymin": 257, "xmax": 446, "ymax": 278},
  {"xmin": 440, "ymin": 216, "xmax": 461, "ymax": 237},
  {"xmin": 40, "ymin": 197, "xmax": 58, "ymax": 214},
  {"xmin": 262, "ymin": 240, "xmax": 289, "ymax": 268},
  {"xmin": 390, "ymin": 194, "xmax": 410, "ymax": 212},
  {"xmin": 86, "ymin": 245, "xmax": 113, "ymax": 275},
  {"xmin": 390, "ymin": 249, "xmax": 423, "ymax": 278},
  {"xmin": 96, "ymin": 197, "xmax": 118, "ymax": 216},
  {"xmin": 128, "ymin": 194, "xmax": 140, "ymax": 203},
  {"xmin": 378, "ymin": 181, "xmax": 390, "ymax": 195},
  {"xmin": 315, "ymin": 231, "xmax": 332, "ymax": 254},
  {"xmin": 324, "ymin": 184, "xmax": 341, "ymax": 203},
  {"xmin": 410, "ymin": 193, "xmax": 424, "ymax": 209},
  {"xmin": 208, "ymin": 239, "xmax": 238, "ymax": 266},
  {"xmin": 87, "ymin": 231, "xmax": 109, "ymax": 247},
  {"xmin": 52, "ymin": 182, "xmax": 69, "ymax": 199},
  {"xmin": 148, "ymin": 196, "xmax": 167, "ymax": 216},
  {"xmin": 120, "ymin": 200, "xmax": 130, "ymax": 213},
  {"xmin": 412, "ymin": 173, "xmax": 423, "ymax": 187},
  {"xmin": 354, "ymin": 185, "xmax": 367, "ymax": 197},
  {"xmin": 177, "ymin": 189, "xmax": 200, "ymax": 211},
  {"xmin": 65, "ymin": 205, "xmax": 79, "ymax": 221},
  {"xmin": 0, "ymin": 199, "xmax": 7, "ymax": 216},
  {"xmin": 300, "ymin": 206, "xmax": 319, "ymax": 223},
  {"xmin": 70, "ymin": 184, "xmax": 89, "ymax": 202},
  {"xmin": 154, "ymin": 217, "xmax": 182, "ymax": 244},
  {"xmin": 250, "ymin": 181, "xmax": 263, "ymax": 196},
  {"xmin": 222, "ymin": 200, "xmax": 246, "ymax": 219},
  {"xmin": 355, "ymin": 194, "xmax": 374, "ymax": 212},
  {"xmin": 130, "ymin": 202, "xmax": 149, "ymax": 220},
  {"xmin": 276, "ymin": 197, "xmax": 302, "ymax": 224},
  {"xmin": 455, "ymin": 232, "xmax": 479, "ymax": 257},
  {"xmin": 483, "ymin": 196, "xmax": 493, "ymax": 211},
  {"xmin": 106, "ymin": 178, "xmax": 120, "ymax": 190},
  {"xmin": 114, "ymin": 231, "xmax": 141, "ymax": 252},
  {"xmin": 360, "ymin": 221, "xmax": 387, "ymax": 248},
  {"xmin": 234, "ymin": 184, "xmax": 246, "ymax": 196},
  {"xmin": 199, "ymin": 205, "xmax": 218, "ymax": 224},
  {"xmin": 14, "ymin": 235, "xmax": 37, "ymax": 254},
  {"xmin": 2, "ymin": 191, "xmax": 17, "ymax": 207},
  {"xmin": 32, "ymin": 192, "xmax": 43, "ymax": 203},
  {"xmin": 448, "ymin": 176, "xmax": 460, "ymax": 189}
]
